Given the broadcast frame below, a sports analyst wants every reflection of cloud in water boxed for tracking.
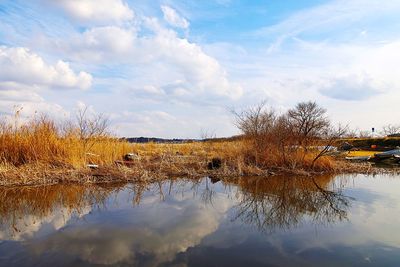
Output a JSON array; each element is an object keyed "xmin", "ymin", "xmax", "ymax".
[
  {"xmin": 315, "ymin": 174, "xmax": 400, "ymax": 249},
  {"xmin": 169, "ymin": 233, "xmax": 400, "ymax": 267},
  {"xmin": 29, "ymin": 191, "xmax": 232, "ymax": 266},
  {"xmin": 204, "ymin": 174, "xmax": 400, "ymax": 261},
  {"xmin": 0, "ymin": 206, "xmax": 91, "ymax": 242},
  {"xmin": 0, "ymin": 184, "xmax": 119, "ymax": 242},
  {"xmin": 1, "ymin": 175, "xmax": 400, "ymax": 266}
]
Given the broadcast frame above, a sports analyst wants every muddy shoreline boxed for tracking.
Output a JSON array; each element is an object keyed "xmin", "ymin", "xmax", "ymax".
[{"xmin": 1, "ymin": 159, "xmax": 398, "ymax": 187}]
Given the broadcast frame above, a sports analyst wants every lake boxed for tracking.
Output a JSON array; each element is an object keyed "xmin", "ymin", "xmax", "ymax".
[{"xmin": 1, "ymin": 174, "xmax": 400, "ymax": 267}]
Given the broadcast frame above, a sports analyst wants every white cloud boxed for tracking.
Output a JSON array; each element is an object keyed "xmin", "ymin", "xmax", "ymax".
[
  {"xmin": 6, "ymin": 0, "xmax": 400, "ymax": 137},
  {"xmin": 0, "ymin": 46, "xmax": 90, "ymax": 120},
  {"xmin": 161, "ymin": 5, "xmax": 189, "ymax": 29},
  {"xmin": 110, "ymin": 110, "xmax": 179, "ymax": 137},
  {"xmin": 51, "ymin": 0, "xmax": 134, "ymax": 26},
  {"xmin": 51, "ymin": 20, "xmax": 242, "ymax": 100},
  {"xmin": 0, "ymin": 46, "xmax": 92, "ymax": 90},
  {"xmin": 0, "ymin": 83, "xmax": 42, "ymax": 102},
  {"xmin": 140, "ymin": 19, "xmax": 242, "ymax": 99},
  {"xmin": 291, "ymin": 40, "xmax": 400, "ymax": 103},
  {"xmin": 0, "ymin": 87, "xmax": 67, "ymax": 125},
  {"xmin": 0, "ymin": 88, "xmax": 68, "ymax": 121},
  {"xmin": 200, "ymin": 33, "xmax": 400, "ymax": 133},
  {"xmin": 109, "ymin": 104, "xmax": 236, "ymax": 138},
  {"xmin": 319, "ymin": 73, "xmax": 383, "ymax": 101},
  {"xmin": 63, "ymin": 26, "xmax": 136, "ymax": 62},
  {"xmin": 254, "ymin": 0, "xmax": 400, "ymax": 52},
  {"xmin": 145, "ymin": 28, "xmax": 242, "ymax": 99}
]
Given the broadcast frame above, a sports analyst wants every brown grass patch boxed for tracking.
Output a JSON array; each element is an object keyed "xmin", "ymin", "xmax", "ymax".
[{"xmin": 0, "ymin": 114, "xmax": 395, "ymax": 187}]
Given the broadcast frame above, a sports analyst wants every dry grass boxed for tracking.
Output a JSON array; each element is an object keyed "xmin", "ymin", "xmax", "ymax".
[
  {"xmin": 0, "ymin": 117, "xmax": 252, "ymax": 186},
  {"xmin": 129, "ymin": 140, "xmax": 340, "ymax": 176},
  {"xmin": 0, "ymin": 114, "xmax": 392, "ymax": 187},
  {"xmin": 127, "ymin": 140, "xmax": 263, "ymax": 177},
  {"xmin": 0, "ymin": 116, "xmax": 132, "ymax": 168},
  {"xmin": 0, "ymin": 133, "xmax": 272, "ymax": 186},
  {"xmin": 232, "ymin": 139, "xmax": 338, "ymax": 173}
]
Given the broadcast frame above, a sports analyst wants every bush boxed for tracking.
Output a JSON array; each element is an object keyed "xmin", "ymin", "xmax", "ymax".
[{"xmin": 233, "ymin": 101, "xmax": 341, "ymax": 171}]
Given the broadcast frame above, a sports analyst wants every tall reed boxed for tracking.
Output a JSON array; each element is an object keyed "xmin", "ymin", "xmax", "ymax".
[{"xmin": 0, "ymin": 115, "xmax": 131, "ymax": 168}]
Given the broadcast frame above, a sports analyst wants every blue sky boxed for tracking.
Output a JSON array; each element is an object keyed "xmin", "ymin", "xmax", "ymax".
[{"xmin": 1, "ymin": 0, "xmax": 400, "ymax": 138}]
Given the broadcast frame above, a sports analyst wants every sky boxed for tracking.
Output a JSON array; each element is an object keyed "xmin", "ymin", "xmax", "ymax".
[{"xmin": 0, "ymin": 0, "xmax": 400, "ymax": 138}]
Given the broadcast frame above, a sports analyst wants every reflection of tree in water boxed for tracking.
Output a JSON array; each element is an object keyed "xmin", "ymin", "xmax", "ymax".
[
  {"xmin": 230, "ymin": 175, "xmax": 351, "ymax": 232},
  {"xmin": 200, "ymin": 177, "xmax": 217, "ymax": 205},
  {"xmin": 0, "ymin": 175, "xmax": 351, "ymax": 238}
]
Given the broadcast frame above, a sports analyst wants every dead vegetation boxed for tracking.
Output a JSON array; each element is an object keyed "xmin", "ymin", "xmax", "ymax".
[
  {"xmin": 0, "ymin": 102, "xmax": 396, "ymax": 186},
  {"xmin": 0, "ymin": 109, "xmax": 131, "ymax": 168},
  {"xmin": 232, "ymin": 101, "xmax": 348, "ymax": 172}
]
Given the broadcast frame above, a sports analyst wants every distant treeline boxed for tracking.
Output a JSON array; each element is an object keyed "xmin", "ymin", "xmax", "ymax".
[
  {"xmin": 124, "ymin": 136, "xmax": 400, "ymax": 148},
  {"xmin": 122, "ymin": 136, "xmax": 242, "ymax": 144},
  {"xmin": 341, "ymin": 137, "xmax": 400, "ymax": 150}
]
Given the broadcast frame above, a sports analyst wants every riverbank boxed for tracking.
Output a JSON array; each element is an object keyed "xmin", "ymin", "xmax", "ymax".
[
  {"xmin": 1, "ymin": 141, "xmax": 397, "ymax": 187},
  {"xmin": 1, "ymin": 113, "xmax": 399, "ymax": 187}
]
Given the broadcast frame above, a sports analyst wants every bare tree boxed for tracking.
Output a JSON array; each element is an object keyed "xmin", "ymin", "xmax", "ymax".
[
  {"xmin": 233, "ymin": 101, "xmax": 338, "ymax": 170},
  {"xmin": 287, "ymin": 101, "xmax": 330, "ymax": 148},
  {"xmin": 199, "ymin": 128, "xmax": 216, "ymax": 140},
  {"xmin": 342, "ymin": 128, "xmax": 359, "ymax": 139},
  {"xmin": 311, "ymin": 124, "xmax": 348, "ymax": 167},
  {"xmin": 358, "ymin": 130, "xmax": 371, "ymax": 138},
  {"xmin": 76, "ymin": 107, "xmax": 110, "ymax": 153},
  {"xmin": 270, "ymin": 113, "xmax": 293, "ymax": 164},
  {"xmin": 381, "ymin": 124, "xmax": 400, "ymax": 136},
  {"xmin": 232, "ymin": 101, "xmax": 277, "ymax": 165},
  {"xmin": 232, "ymin": 101, "xmax": 276, "ymax": 138}
]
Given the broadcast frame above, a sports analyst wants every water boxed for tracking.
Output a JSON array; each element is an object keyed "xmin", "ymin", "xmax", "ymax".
[{"xmin": 0, "ymin": 174, "xmax": 400, "ymax": 267}]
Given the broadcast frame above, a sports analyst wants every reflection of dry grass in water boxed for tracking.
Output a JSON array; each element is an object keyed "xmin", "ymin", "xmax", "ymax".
[
  {"xmin": 0, "ymin": 184, "xmax": 128, "ymax": 234},
  {"xmin": 0, "ymin": 179, "xmax": 203, "ymax": 236},
  {"xmin": 0, "ymin": 175, "xmax": 349, "ymax": 236}
]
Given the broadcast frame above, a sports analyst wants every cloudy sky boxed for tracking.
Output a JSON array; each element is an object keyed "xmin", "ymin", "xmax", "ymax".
[{"xmin": 1, "ymin": 0, "xmax": 400, "ymax": 138}]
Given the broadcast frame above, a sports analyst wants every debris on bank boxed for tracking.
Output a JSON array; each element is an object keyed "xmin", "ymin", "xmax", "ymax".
[
  {"xmin": 87, "ymin": 164, "xmax": 99, "ymax": 169},
  {"xmin": 345, "ymin": 148, "xmax": 400, "ymax": 165},
  {"xmin": 345, "ymin": 156, "xmax": 371, "ymax": 162}
]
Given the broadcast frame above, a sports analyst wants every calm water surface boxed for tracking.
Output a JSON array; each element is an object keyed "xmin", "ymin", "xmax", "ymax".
[{"xmin": 0, "ymin": 174, "xmax": 400, "ymax": 267}]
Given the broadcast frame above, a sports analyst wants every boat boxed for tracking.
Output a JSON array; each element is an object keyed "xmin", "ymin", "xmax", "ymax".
[
  {"xmin": 374, "ymin": 149, "xmax": 400, "ymax": 159},
  {"xmin": 345, "ymin": 156, "xmax": 371, "ymax": 162},
  {"xmin": 368, "ymin": 149, "xmax": 400, "ymax": 164}
]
